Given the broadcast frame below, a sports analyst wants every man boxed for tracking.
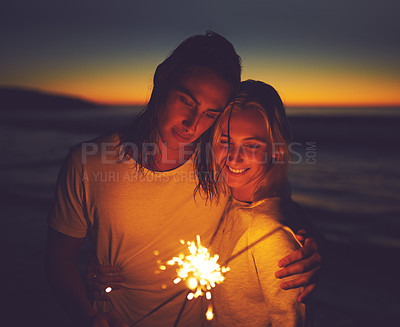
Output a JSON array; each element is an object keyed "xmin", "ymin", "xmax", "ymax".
[{"xmin": 46, "ymin": 31, "xmax": 321, "ymax": 327}]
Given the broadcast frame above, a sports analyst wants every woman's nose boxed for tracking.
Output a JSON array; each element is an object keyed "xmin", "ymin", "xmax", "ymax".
[{"xmin": 228, "ymin": 145, "xmax": 245, "ymax": 163}]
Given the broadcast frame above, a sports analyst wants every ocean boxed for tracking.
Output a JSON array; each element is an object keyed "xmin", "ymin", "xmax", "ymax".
[
  {"xmin": 2, "ymin": 105, "xmax": 399, "ymax": 247},
  {"xmin": 1, "ymin": 105, "xmax": 399, "ymax": 326}
]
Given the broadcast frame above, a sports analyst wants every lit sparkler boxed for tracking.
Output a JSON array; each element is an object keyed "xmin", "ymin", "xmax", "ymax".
[
  {"xmin": 131, "ymin": 235, "xmax": 229, "ymax": 326},
  {"xmin": 163, "ymin": 234, "xmax": 230, "ymax": 321}
]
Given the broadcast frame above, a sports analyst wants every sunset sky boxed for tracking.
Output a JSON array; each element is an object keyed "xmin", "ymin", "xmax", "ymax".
[{"xmin": 1, "ymin": 0, "xmax": 399, "ymax": 106}]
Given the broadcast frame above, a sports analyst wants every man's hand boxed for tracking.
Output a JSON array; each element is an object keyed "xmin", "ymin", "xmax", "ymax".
[
  {"xmin": 275, "ymin": 234, "xmax": 322, "ymax": 303},
  {"xmin": 90, "ymin": 312, "xmax": 129, "ymax": 327},
  {"xmin": 87, "ymin": 261, "xmax": 124, "ymax": 302}
]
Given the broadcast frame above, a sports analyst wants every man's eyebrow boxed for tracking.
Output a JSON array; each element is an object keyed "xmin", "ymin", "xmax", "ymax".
[{"xmin": 176, "ymin": 85, "xmax": 224, "ymax": 113}]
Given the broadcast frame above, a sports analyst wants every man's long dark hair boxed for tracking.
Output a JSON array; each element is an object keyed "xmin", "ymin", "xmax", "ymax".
[{"xmin": 118, "ymin": 31, "xmax": 241, "ymax": 200}]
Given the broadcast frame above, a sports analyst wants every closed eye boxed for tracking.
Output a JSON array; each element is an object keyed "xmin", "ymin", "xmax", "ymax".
[
  {"xmin": 180, "ymin": 96, "xmax": 196, "ymax": 108},
  {"xmin": 246, "ymin": 144, "xmax": 261, "ymax": 149},
  {"xmin": 220, "ymin": 138, "xmax": 232, "ymax": 147},
  {"xmin": 204, "ymin": 111, "xmax": 220, "ymax": 120}
]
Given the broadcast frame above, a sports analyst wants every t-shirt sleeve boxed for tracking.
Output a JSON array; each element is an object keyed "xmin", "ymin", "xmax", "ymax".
[
  {"xmin": 47, "ymin": 147, "xmax": 89, "ymax": 238},
  {"xmin": 250, "ymin": 217, "xmax": 307, "ymax": 327}
]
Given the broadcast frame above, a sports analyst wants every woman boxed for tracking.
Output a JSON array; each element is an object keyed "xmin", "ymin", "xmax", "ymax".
[{"xmin": 207, "ymin": 80, "xmax": 310, "ymax": 326}]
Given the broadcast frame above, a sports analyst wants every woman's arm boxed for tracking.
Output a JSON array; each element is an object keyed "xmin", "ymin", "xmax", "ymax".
[{"xmin": 251, "ymin": 223, "xmax": 308, "ymax": 327}]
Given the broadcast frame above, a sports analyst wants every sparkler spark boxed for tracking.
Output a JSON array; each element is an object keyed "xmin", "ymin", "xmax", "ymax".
[{"xmin": 161, "ymin": 234, "xmax": 230, "ymax": 321}]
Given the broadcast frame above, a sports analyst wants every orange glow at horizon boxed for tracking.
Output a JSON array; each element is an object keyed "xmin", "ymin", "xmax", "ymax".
[
  {"xmin": 23, "ymin": 74, "xmax": 400, "ymax": 107},
  {"xmin": 274, "ymin": 76, "xmax": 400, "ymax": 107},
  {"xmin": 241, "ymin": 56, "xmax": 400, "ymax": 107},
  {"xmin": 5, "ymin": 58, "xmax": 400, "ymax": 107},
  {"xmin": 40, "ymin": 79, "xmax": 400, "ymax": 107}
]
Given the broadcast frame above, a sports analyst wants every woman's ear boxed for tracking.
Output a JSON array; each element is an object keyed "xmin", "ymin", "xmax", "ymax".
[
  {"xmin": 272, "ymin": 150, "xmax": 285, "ymax": 163},
  {"xmin": 272, "ymin": 152, "xmax": 280, "ymax": 162}
]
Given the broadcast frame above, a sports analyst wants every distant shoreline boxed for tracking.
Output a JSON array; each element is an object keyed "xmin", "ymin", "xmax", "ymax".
[{"xmin": 0, "ymin": 87, "xmax": 103, "ymax": 110}]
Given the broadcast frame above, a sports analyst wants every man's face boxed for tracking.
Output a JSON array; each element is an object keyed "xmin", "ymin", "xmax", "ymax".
[{"xmin": 157, "ymin": 67, "xmax": 232, "ymax": 150}]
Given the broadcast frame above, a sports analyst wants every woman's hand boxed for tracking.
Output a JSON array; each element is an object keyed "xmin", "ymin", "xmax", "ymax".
[
  {"xmin": 275, "ymin": 230, "xmax": 323, "ymax": 303},
  {"xmin": 87, "ymin": 261, "xmax": 125, "ymax": 302}
]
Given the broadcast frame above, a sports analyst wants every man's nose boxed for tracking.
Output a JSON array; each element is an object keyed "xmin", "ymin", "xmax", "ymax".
[{"xmin": 182, "ymin": 112, "xmax": 201, "ymax": 134}]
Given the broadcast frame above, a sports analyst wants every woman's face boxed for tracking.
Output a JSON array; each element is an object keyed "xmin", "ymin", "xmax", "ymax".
[{"xmin": 214, "ymin": 107, "xmax": 269, "ymax": 201}]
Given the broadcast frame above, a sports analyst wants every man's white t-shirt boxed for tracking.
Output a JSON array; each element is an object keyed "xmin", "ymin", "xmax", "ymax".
[{"xmin": 48, "ymin": 133, "xmax": 228, "ymax": 326}]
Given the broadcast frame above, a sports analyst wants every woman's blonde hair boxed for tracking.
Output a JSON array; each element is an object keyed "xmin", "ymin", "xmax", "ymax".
[{"xmin": 212, "ymin": 79, "xmax": 292, "ymax": 201}]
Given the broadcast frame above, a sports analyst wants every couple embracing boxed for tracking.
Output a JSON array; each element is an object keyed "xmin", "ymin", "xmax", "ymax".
[{"xmin": 46, "ymin": 31, "xmax": 321, "ymax": 327}]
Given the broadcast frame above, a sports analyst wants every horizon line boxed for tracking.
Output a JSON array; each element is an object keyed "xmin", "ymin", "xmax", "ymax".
[{"xmin": 2, "ymin": 84, "xmax": 400, "ymax": 108}]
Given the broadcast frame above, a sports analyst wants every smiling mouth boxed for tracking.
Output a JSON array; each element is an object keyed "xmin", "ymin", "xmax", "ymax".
[
  {"xmin": 227, "ymin": 166, "xmax": 248, "ymax": 174},
  {"xmin": 173, "ymin": 129, "xmax": 193, "ymax": 141}
]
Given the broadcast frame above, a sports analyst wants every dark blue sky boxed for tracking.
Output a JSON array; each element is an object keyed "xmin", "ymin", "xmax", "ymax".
[{"xmin": 1, "ymin": 0, "xmax": 399, "ymax": 105}]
